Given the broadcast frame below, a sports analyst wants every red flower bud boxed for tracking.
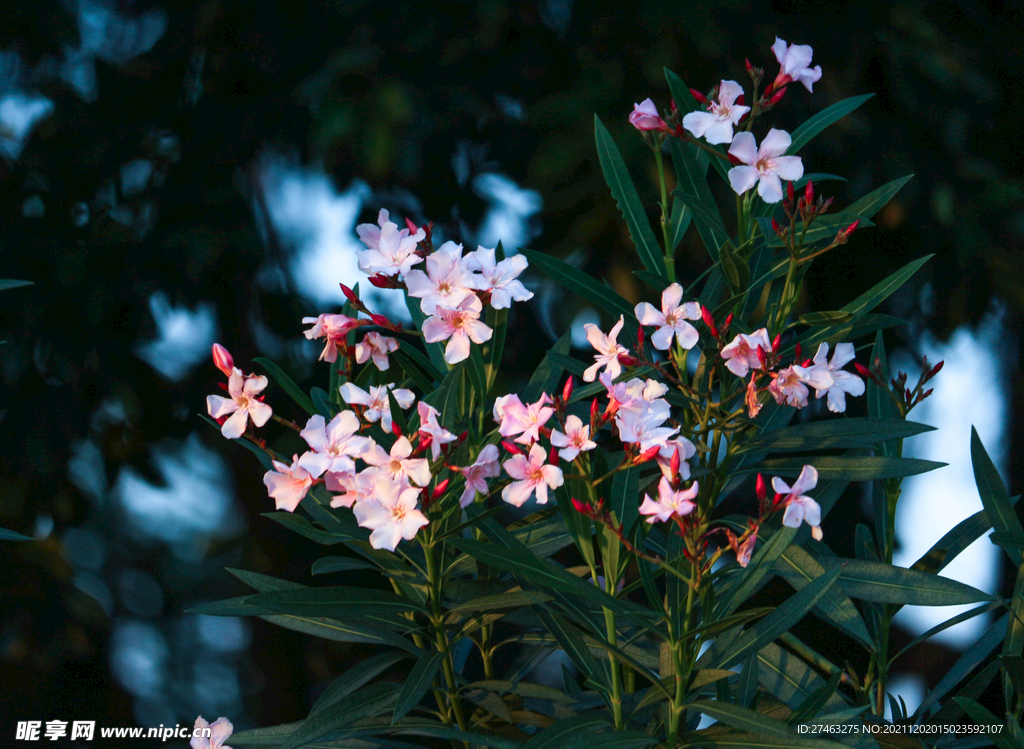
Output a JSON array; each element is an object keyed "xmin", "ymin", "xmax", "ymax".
[
  {"xmin": 367, "ymin": 274, "xmax": 395, "ymax": 289},
  {"xmin": 769, "ymin": 87, "xmax": 786, "ymax": 106},
  {"xmin": 930, "ymin": 360, "xmax": 944, "ymax": 377},
  {"xmin": 770, "ymin": 334, "xmax": 781, "ymax": 353},
  {"xmin": 431, "ymin": 478, "xmax": 450, "ymax": 500},
  {"xmin": 637, "ymin": 445, "xmax": 661, "ymax": 464},
  {"xmin": 670, "ymin": 98, "xmax": 677, "ymax": 113},
  {"xmin": 922, "ymin": 388, "xmax": 934, "ymax": 399},
  {"xmin": 501, "ymin": 440, "xmax": 523, "ymax": 456},
  {"xmin": 590, "ymin": 397, "xmax": 600, "ymax": 422},
  {"xmin": 669, "ymin": 446, "xmax": 681, "ymax": 480},
  {"xmin": 637, "ymin": 324, "xmax": 645, "ymax": 349},
  {"xmin": 701, "ymin": 305, "xmax": 718, "ymax": 337},
  {"xmin": 340, "ymin": 283, "xmax": 359, "ymax": 304},
  {"xmin": 854, "ymin": 362, "xmax": 870, "ymax": 379},
  {"xmin": 689, "ymin": 87, "xmax": 709, "ymax": 105},
  {"xmin": 745, "ymin": 57, "xmax": 754, "ymax": 75},
  {"xmin": 794, "ymin": 343, "xmax": 802, "ymax": 362},
  {"xmin": 735, "ymin": 94, "xmax": 745, "ymax": 107},
  {"xmin": 805, "ymin": 180, "xmax": 814, "ymax": 207},
  {"xmin": 212, "ymin": 343, "xmax": 234, "ymax": 377},
  {"xmin": 404, "ymin": 217, "xmax": 418, "ymax": 234},
  {"xmin": 571, "ymin": 497, "xmax": 592, "ymax": 515},
  {"xmin": 722, "ymin": 313, "xmax": 733, "ymax": 334},
  {"xmin": 392, "ymin": 420, "xmax": 403, "ymax": 437},
  {"xmin": 549, "ymin": 445, "xmax": 560, "ymax": 465},
  {"xmin": 756, "ymin": 345, "xmax": 767, "ymax": 368},
  {"xmin": 905, "ymin": 388, "xmax": 913, "ymax": 402},
  {"xmin": 801, "ymin": 358, "xmax": 814, "ymax": 368},
  {"xmin": 786, "ymin": 181, "xmax": 795, "ymax": 208},
  {"xmin": 562, "ymin": 375, "xmax": 575, "ymax": 403},
  {"xmin": 755, "ymin": 473, "xmax": 767, "ymax": 502},
  {"xmin": 771, "ymin": 217, "xmax": 783, "ymax": 236}
]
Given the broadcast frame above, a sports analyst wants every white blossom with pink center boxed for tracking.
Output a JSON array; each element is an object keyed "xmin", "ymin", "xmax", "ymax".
[
  {"xmin": 583, "ymin": 315, "xmax": 629, "ymax": 382},
  {"xmin": 635, "ymin": 283, "xmax": 702, "ymax": 351},
  {"xmin": 339, "ymin": 383, "xmax": 415, "ymax": 432},
  {"xmin": 362, "ymin": 436, "xmax": 431, "ymax": 487},
  {"xmin": 550, "ymin": 415, "xmax": 597, "ymax": 462},
  {"xmin": 638, "ymin": 477, "xmax": 699, "ymax": 524},
  {"xmin": 422, "ymin": 295, "xmax": 493, "ymax": 365},
  {"xmin": 800, "ymin": 342, "xmax": 865, "ymax": 413},
  {"xmin": 452, "ymin": 444, "xmax": 501, "ymax": 507},
  {"xmin": 404, "ymin": 241, "xmax": 480, "ymax": 315},
  {"xmin": 190, "ymin": 716, "xmax": 233, "ymax": 749},
  {"xmin": 302, "ymin": 313, "xmax": 364, "ymax": 363},
  {"xmin": 768, "ymin": 365, "xmax": 810, "ymax": 409},
  {"xmin": 352, "ymin": 478, "xmax": 429, "ymax": 551},
  {"xmin": 771, "ymin": 37, "xmax": 822, "ymax": 92},
  {"xmin": 498, "ymin": 393, "xmax": 554, "ymax": 446},
  {"xmin": 775, "ymin": 465, "xmax": 822, "ymax": 540},
  {"xmin": 501, "ymin": 443, "xmax": 564, "ymax": 508},
  {"xmin": 462, "ymin": 247, "xmax": 533, "ymax": 309},
  {"xmin": 417, "ymin": 401, "xmax": 457, "ymax": 461},
  {"xmin": 682, "ymin": 80, "xmax": 750, "ymax": 145},
  {"xmin": 298, "ymin": 412, "xmax": 371, "ymax": 477},
  {"xmin": 355, "ymin": 209, "xmax": 425, "ymax": 277},
  {"xmin": 720, "ymin": 327, "xmax": 772, "ymax": 378},
  {"xmin": 263, "ymin": 453, "xmax": 319, "ymax": 513},
  {"xmin": 727, "ymin": 129, "xmax": 804, "ymax": 204},
  {"xmin": 355, "ymin": 332, "xmax": 399, "ymax": 371},
  {"xmin": 614, "ymin": 398, "xmax": 679, "ymax": 453},
  {"xmin": 206, "ymin": 368, "xmax": 273, "ymax": 440}
]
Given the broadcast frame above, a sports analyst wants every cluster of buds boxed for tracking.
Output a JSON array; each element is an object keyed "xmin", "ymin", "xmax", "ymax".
[
  {"xmin": 700, "ymin": 305, "xmax": 734, "ymax": 346},
  {"xmin": 854, "ymin": 356, "xmax": 943, "ymax": 416}
]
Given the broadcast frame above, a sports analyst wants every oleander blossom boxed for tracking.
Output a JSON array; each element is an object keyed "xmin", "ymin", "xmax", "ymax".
[
  {"xmin": 502, "ymin": 443, "xmax": 564, "ymax": 508},
  {"xmin": 720, "ymin": 328, "xmax": 772, "ymax": 378},
  {"xmin": 635, "ymin": 283, "xmax": 702, "ymax": 350},
  {"xmin": 355, "ymin": 208, "xmax": 425, "ymax": 277},
  {"xmin": 417, "ymin": 402, "xmax": 457, "ymax": 461},
  {"xmin": 355, "ymin": 332, "xmax": 399, "ymax": 371},
  {"xmin": 452, "ymin": 444, "xmax": 501, "ymax": 507},
  {"xmin": 362, "ymin": 436, "xmax": 431, "ymax": 487},
  {"xmin": 583, "ymin": 315, "xmax": 629, "ymax": 382},
  {"xmin": 639, "ymin": 477, "xmax": 699, "ymax": 523},
  {"xmin": 422, "ymin": 295, "xmax": 493, "ymax": 365},
  {"xmin": 339, "ymin": 383, "xmax": 415, "ymax": 432},
  {"xmin": 403, "ymin": 241, "xmax": 479, "ymax": 314},
  {"xmin": 768, "ymin": 365, "xmax": 810, "ymax": 409},
  {"xmin": 191, "ymin": 716, "xmax": 233, "ymax": 749},
  {"xmin": 727, "ymin": 129, "xmax": 804, "ymax": 204},
  {"xmin": 462, "ymin": 246, "xmax": 533, "ymax": 309},
  {"xmin": 775, "ymin": 464, "xmax": 823, "ymax": 540},
  {"xmin": 550, "ymin": 415, "xmax": 597, "ymax": 461},
  {"xmin": 801, "ymin": 342, "xmax": 866, "ymax": 413},
  {"xmin": 496, "ymin": 393, "xmax": 554, "ymax": 445},
  {"xmin": 262, "ymin": 454, "xmax": 318, "ymax": 512},
  {"xmin": 298, "ymin": 412, "xmax": 371, "ymax": 476},
  {"xmin": 352, "ymin": 478, "xmax": 429, "ymax": 551},
  {"xmin": 628, "ymin": 99, "xmax": 672, "ymax": 133},
  {"xmin": 303, "ymin": 313, "xmax": 365, "ymax": 363},
  {"xmin": 771, "ymin": 37, "xmax": 823, "ymax": 92},
  {"xmin": 682, "ymin": 80, "xmax": 750, "ymax": 145},
  {"xmin": 206, "ymin": 368, "xmax": 273, "ymax": 439}
]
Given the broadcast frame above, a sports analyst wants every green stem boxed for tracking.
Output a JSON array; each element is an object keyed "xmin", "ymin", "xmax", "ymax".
[
  {"xmin": 424, "ymin": 542, "xmax": 469, "ymax": 735},
  {"xmin": 654, "ymin": 143, "xmax": 675, "ymax": 283}
]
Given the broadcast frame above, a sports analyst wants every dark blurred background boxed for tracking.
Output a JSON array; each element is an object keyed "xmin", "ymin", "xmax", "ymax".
[{"xmin": 1, "ymin": 0, "xmax": 1021, "ymax": 743}]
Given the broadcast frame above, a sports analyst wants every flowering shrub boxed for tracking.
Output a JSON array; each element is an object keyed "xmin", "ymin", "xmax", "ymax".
[{"xmin": 192, "ymin": 37, "xmax": 1023, "ymax": 748}]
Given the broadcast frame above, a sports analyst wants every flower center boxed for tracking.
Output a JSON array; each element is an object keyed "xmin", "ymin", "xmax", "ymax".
[{"xmin": 755, "ymin": 157, "xmax": 772, "ymax": 174}]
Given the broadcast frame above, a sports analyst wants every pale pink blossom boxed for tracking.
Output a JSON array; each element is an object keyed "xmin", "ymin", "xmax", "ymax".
[
  {"xmin": 355, "ymin": 332, "xmax": 399, "ymax": 371},
  {"xmin": 326, "ymin": 471, "xmax": 374, "ymax": 509},
  {"xmin": 352, "ymin": 479, "xmax": 429, "ymax": 551},
  {"xmin": 768, "ymin": 365, "xmax": 810, "ymax": 409},
  {"xmin": 302, "ymin": 313, "xmax": 364, "ymax": 363},
  {"xmin": 211, "ymin": 343, "xmax": 234, "ymax": 377},
  {"xmin": 771, "ymin": 37, "xmax": 822, "ymax": 92},
  {"xmin": 801, "ymin": 342, "xmax": 865, "ymax": 413},
  {"xmin": 362, "ymin": 436, "xmax": 431, "ymax": 487},
  {"xmin": 404, "ymin": 241, "xmax": 479, "ymax": 315},
  {"xmin": 356, "ymin": 209, "xmax": 425, "ymax": 277},
  {"xmin": 720, "ymin": 328, "xmax": 772, "ymax": 378},
  {"xmin": 775, "ymin": 465, "xmax": 822, "ymax": 540},
  {"xmin": 462, "ymin": 247, "xmax": 533, "ymax": 309},
  {"xmin": 422, "ymin": 295, "xmax": 493, "ymax": 365},
  {"xmin": 206, "ymin": 368, "xmax": 273, "ymax": 439},
  {"xmin": 190, "ymin": 716, "xmax": 233, "ymax": 749},
  {"xmin": 635, "ymin": 283, "xmax": 702, "ymax": 350},
  {"xmin": 657, "ymin": 437, "xmax": 696, "ymax": 480},
  {"xmin": 498, "ymin": 393, "xmax": 554, "ymax": 445},
  {"xmin": 682, "ymin": 80, "xmax": 750, "ymax": 145},
  {"xmin": 583, "ymin": 315, "xmax": 629, "ymax": 382},
  {"xmin": 614, "ymin": 399, "xmax": 679, "ymax": 453},
  {"xmin": 339, "ymin": 383, "xmax": 415, "ymax": 431},
  {"xmin": 550, "ymin": 415, "xmax": 597, "ymax": 461},
  {"xmin": 417, "ymin": 401, "xmax": 457, "ymax": 461},
  {"xmin": 452, "ymin": 444, "xmax": 501, "ymax": 507},
  {"xmin": 298, "ymin": 412, "xmax": 370, "ymax": 477},
  {"xmin": 727, "ymin": 129, "xmax": 804, "ymax": 204},
  {"xmin": 628, "ymin": 98, "xmax": 671, "ymax": 133},
  {"xmin": 599, "ymin": 373, "xmax": 667, "ymax": 412},
  {"xmin": 638, "ymin": 477, "xmax": 698, "ymax": 523},
  {"xmin": 502, "ymin": 443, "xmax": 564, "ymax": 508},
  {"xmin": 736, "ymin": 529, "xmax": 757, "ymax": 568},
  {"xmin": 263, "ymin": 454, "xmax": 318, "ymax": 512}
]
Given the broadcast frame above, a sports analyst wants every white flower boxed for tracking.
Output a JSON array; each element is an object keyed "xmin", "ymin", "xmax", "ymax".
[
  {"xmin": 682, "ymin": 80, "xmax": 750, "ymax": 145},
  {"xmin": 356, "ymin": 209, "xmax": 425, "ymax": 277},
  {"xmin": 339, "ymin": 383, "xmax": 415, "ymax": 432},
  {"xmin": 298, "ymin": 412, "xmax": 371, "ymax": 476},
  {"xmin": 583, "ymin": 315, "xmax": 629, "ymax": 382},
  {"xmin": 638, "ymin": 477, "xmax": 698, "ymax": 523},
  {"xmin": 771, "ymin": 37, "xmax": 822, "ymax": 92},
  {"xmin": 355, "ymin": 332, "xmax": 399, "ymax": 371},
  {"xmin": 775, "ymin": 465, "xmax": 822, "ymax": 540},
  {"xmin": 462, "ymin": 247, "xmax": 533, "ymax": 309},
  {"xmin": 727, "ymin": 129, "xmax": 804, "ymax": 204},
  {"xmin": 417, "ymin": 402, "xmax": 457, "ymax": 461},
  {"xmin": 801, "ymin": 342, "xmax": 865, "ymax": 413},
  {"xmin": 353, "ymin": 478, "xmax": 429, "ymax": 551},
  {"xmin": 404, "ymin": 241, "xmax": 479, "ymax": 315},
  {"xmin": 614, "ymin": 398, "xmax": 679, "ymax": 453},
  {"xmin": 501, "ymin": 443, "xmax": 564, "ymax": 508},
  {"xmin": 550, "ymin": 415, "xmax": 597, "ymax": 461},
  {"xmin": 720, "ymin": 328, "xmax": 772, "ymax": 378},
  {"xmin": 422, "ymin": 295, "xmax": 493, "ymax": 365},
  {"xmin": 362, "ymin": 436, "xmax": 432, "ymax": 487},
  {"xmin": 206, "ymin": 368, "xmax": 273, "ymax": 439},
  {"xmin": 635, "ymin": 283, "xmax": 702, "ymax": 350},
  {"xmin": 191, "ymin": 716, "xmax": 233, "ymax": 749}
]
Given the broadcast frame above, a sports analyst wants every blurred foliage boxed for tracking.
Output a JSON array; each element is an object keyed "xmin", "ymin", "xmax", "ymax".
[{"xmin": 0, "ymin": 0, "xmax": 1020, "ymax": 732}]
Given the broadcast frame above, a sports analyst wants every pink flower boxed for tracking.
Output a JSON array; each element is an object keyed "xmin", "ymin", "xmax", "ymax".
[
  {"xmin": 462, "ymin": 247, "xmax": 533, "ymax": 309},
  {"xmin": 635, "ymin": 283, "xmax": 702, "ymax": 351},
  {"xmin": 768, "ymin": 365, "xmax": 810, "ymax": 409},
  {"xmin": 352, "ymin": 479, "xmax": 429, "ymax": 551},
  {"xmin": 583, "ymin": 315, "xmax": 629, "ymax": 382},
  {"xmin": 498, "ymin": 393, "xmax": 554, "ymax": 446},
  {"xmin": 355, "ymin": 331, "xmax": 399, "ymax": 371},
  {"xmin": 775, "ymin": 465, "xmax": 822, "ymax": 540},
  {"xmin": 614, "ymin": 399, "xmax": 678, "ymax": 453},
  {"xmin": 682, "ymin": 80, "xmax": 750, "ymax": 145},
  {"xmin": 362, "ymin": 436, "xmax": 432, "ymax": 487},
  {"xmin": 638, "ymin": 477, "xmax": 698, "ymax": 523},
  {"xmin": 339, "ymin": 383, "xmax": 415, "ymax": 431},
  {"xmin": 302, "ymin": 313, "xmax": 364, "ymax": 363},
  {"xmin": 771, "ymin": 37, "xmax": 822, "ymax": 92},
  {"xmin": 801, "ymin": 342, "xmax": 865, "ymax": 413},
  {"xmin": 356, "ymin": 208, "xmax": 425, "ymax": 277},
  {"xmin": 417, "ymin": 401, "xmax": 457, "ymax": 461},
  {"xmin": 404, "ymin": 241, "xmax": 479, "ymax": 315},
  {"xmin": 657, "ymin": 437, "xmax": 695, "ymax": 481},
  {"xmin": 298, "ymin": 412, "xmax": 370, "ymax": 477},
  {"xmin": 727, "ymin": 129, "xmax": 804, "ymax": 204},
  {"xmin": 452, "ymin": 444, "xmax": 501, "ymax": 507},
  {"xmin": 190, "ymin": 716, "xmax": 233, "ymax": 749},
  {"xmin": 720, "ymin": 328, "xmax": 772, "ymax": 378},
  {"xmin": 211, "ymin": 343, "xmax": 234, "ymax": 377},
  {"xmin": 501, "ymin": 443, "xmax": 564, "ymax": 508},
  {"xmin": 206, "ymin": 368, "xmax": 273, "ymax": 439},
  {"xmin": 422, "ymin": 295, "xmax": 493, "ymax": 365},
  {"xmin": 262, "ymin": 454, "xmax": 317, "ymax": 512},
  {"xmin": 550, "ymin": 415, "xmax": 597, "ymax": 461},
  {"xmin": 746, "ymin": 376, "xmax": 764, "ymax": 418},
  {"xmin": 735, "ymin": 527, "xmax": 758, "ymax": 568},
  {"xmin": 326, "ymin": 470, "xmax": 374, "ymax": 509},
  {"xmin": 628, "ymin": 99, "xmax": 672, "ymax": 133}
]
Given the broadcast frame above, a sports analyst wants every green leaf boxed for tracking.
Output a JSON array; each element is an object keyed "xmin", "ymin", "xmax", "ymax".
[
  {"xmin": 521, "ymin": 248, "xmax": 638, "ymax": 326},
  {"xmin": 406, "ymin": 295, "xmax": 448, "ymax": 373},
  {"xmin": 253, "ymin": 356, "xmax": 316, "ymax": 415},
  {"xmin": 788, "ymin": 670, "xmax": 844, "ymax": 725},
  {"xmin": 534, "ymin": 607, "xmax": 609, "ymax": 692},
  {"xmin": 419, "ymin": 363, "xmax": 463, "ymax": 430},
  {"xmin": 673, "ymin": 188, "xmax": 730, "ymax": 261},
  {"xmin": 950, "ymin": 699, "xmax": 1016, "ymax": 749},
  {"xmin": 594, "ymin": 115, "xmax": 666, "ymax": 278},
  {"xmin": 916, "ymin": 613, "xmax": 1008, "ymax": 717},
  {"xmin": 839, "ymin": 255, "xmax": 932, "ymax": 320},
  {"xmin": 737, "ymin": 418, "xmax": 935, "ymax": 454},
  {"xmin": 524, "ymin": 330, "xmax": 571, "ymax": 404},
  {"xmin": 310, "ymin": 386, "xmax": 333, "ymax": 418},
  {"xmin": 742, "ymin": 455, "xmax": 945, "ymax": 481},
  {"xmin": 669, "ymin": 193, "xmax": 693, "ymax": 251},
  {"xmin": 390, "ymin": 720, "xmax": 523, "ymax": 749},
  {"xmin": 447, "ymin": 591, "xmax": 553, "ymax": 614},
  {"xmin": 796, "ymin": 311, "xmax": 854, "ymax": 327},
  {"xmin": 391, "ymin": 650, "xmax": 445, "ymax": 724},
  {"xmin": 912, "ymin": 500, "xmax": 1018, "ymax": 576},
  {"xmin": 787, "ymin": 94, "xmax": 875, "ymax": 155},
  {"xmin": 0, "ymin": 526, "xmax": 33, "ymax": 541},
  {"xmin": 466, "ymin": 343, "xmax": 489, "ymax": 404},
  {"xmin": 279, "ymin": 680, "xmax": 401, "ymax": 749},
  {"xmin": 262, "ymin": 511, "xmax": 350, "ymax": 545},
  {"xmin": 816, "ymin": 558, "xmax": 994, "ymax": 606},
  {"xmin": 485, "ymin": 306, "xmax": 509, "ymax": 390},
  {"xmin": 688, "ymin": 700, "xmax": 789, "ymax": 738},
  {"xmin": 311, "ymin": 556, "xmax": 377, "ymax": 575},
  {"xmin": 845, "ymin": 175, "xmax": 914, "ymax": 219},
  {"xmin": 0, "ymin": 279, "xmax": 33, "ymax": 291},
  {"xmin": 249, "ymin": 586, "xmax": 429, "ymax": 617},
  {"xmin": 311, "ymin": 651, "xmax": 410, "ymax": 716},
  {"xmin": 664, "ymin": 67, "xmax": 730, "ymax": 181},
  {"xmin": 465, "ymin": 679, "xmax": 578, "ymax": 704},
  {"xmin": 524, "ymin": 714, "xmax": 651, "ymax": 749},
  {"xmin": 719, "ymin": 241, "xmax": 750, "ymax": 294},
  {"xmin": 971, "ymin": 427, "xmax": 1023, "ymax": 549},
  {"xmin": 757, "ymin": 642, "xmax": 847, "ymax": 712}
]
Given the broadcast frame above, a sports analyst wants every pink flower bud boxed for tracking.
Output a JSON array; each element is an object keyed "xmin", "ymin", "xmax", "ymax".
[
  {"xmin": 431, "ymin": 478, "xmax": 450, "ymax": 500},
  {"xmin": 669, "ymin": 447, "xmax": 681, "ymax": 481},
  {"xmin": 745, "ymin": 58, "xmax": 754, "ymax": 75},
  {"xmin": 689, "ymin": 88, "xmax": 709, "ymax": 105},
  {"xmin": 769, "ymin": 87, "xmax": 786, "ymax": 106},
  {"xmin": 637, "ymin": 446, "xmax": 661, "ymax": 464},
  {"xmin": 549, "ymin": 445, "xmax": 560, "ymax": 465},
  {"xmin": 805, "ymin": 180, "xmax": 814, "ymax": 206},
  {"xmin": 571, "ymin": 497, "xmax": 592, "ymax": 515},
  {"xmin": 404, "ymin": 217, "xmax": 418, "ymax": 234},
  {"xmin": 340, "ymin": 283, "xmax": 359, "ymax": 304},
  {"xmin": 629, "ymin": 99, "xmax": 671, "ymax": 133},
  {"xmin": 501, "ymin": 440, "xmax": 523, "ymax": 456},
  {"xmin": 786, "ymin": 181, "xmax": 795, "ymax": 208},
  {"xmin": 562, "ymin": 375, "xmax": 575, "ymax": 403},
  {"xmin": 212, "ymin": 343, "xmax": 234, "ymax": 376},
  {"xmin": 755, "ymin": 473, "xmax": 767, "ymax": 502}
]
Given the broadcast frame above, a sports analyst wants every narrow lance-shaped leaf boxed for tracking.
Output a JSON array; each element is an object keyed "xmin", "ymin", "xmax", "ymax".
[
  {"xmin": 391, "ymin": 650, "xmax": 446, "ymax": 724},
  {"xmin": 787, "ymin": 94, "xmax": 874, "ymax": 155},
  {"xmin": 253, "ymin": 356, "xmax": 316, "ymax": 415},
  {"xmin": 521, "ymin": 248, "xmax": 638, "ymax": 327},
  {"xmin": 687, "ymin": 700, "xmax": 789, "ymax": 738}
]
